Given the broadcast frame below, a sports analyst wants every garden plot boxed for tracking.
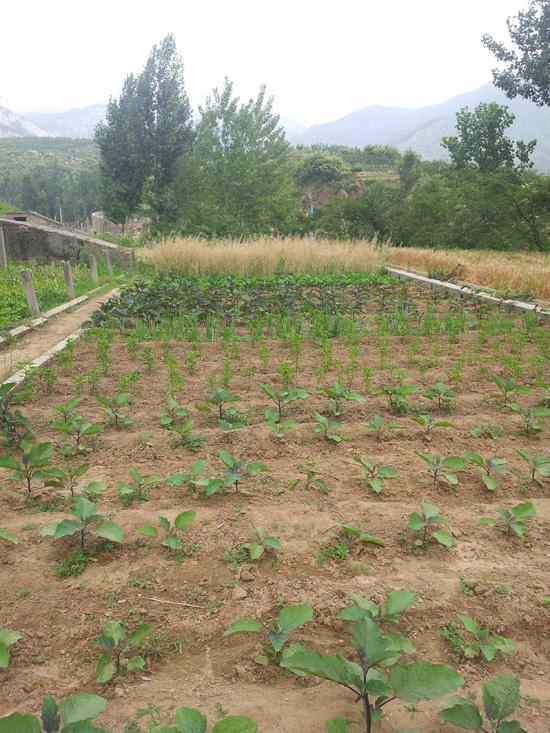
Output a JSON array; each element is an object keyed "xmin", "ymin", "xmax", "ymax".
[{"xmin": 1, "ymin": 274, "xmax": 550, "ymax": 733}]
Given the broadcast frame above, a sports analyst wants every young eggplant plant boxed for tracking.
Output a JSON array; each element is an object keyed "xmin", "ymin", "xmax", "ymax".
[
  {"xmin": 461, "ymin": 452, "xmax": 507, "ymax": 491},
  {"xmin": 313, "ymin": 412, "xmax": 342, "ymax": 442},
  {"xmin": 94, "ymin": 620, "xmax": 154, "ymax": 682},
  {"xmin": 489, "ymin": 374, "xmax": 531, "ymax": 405},
  {"xmin": 166, "ymin": 460, "xmax": 224, "ymax": 498},
  {"xmin": 263, "ymin": 408, "xmax": 299, "ymax": 441},
  {"xmin": 243, "ymin": 521, "xmax": 281, "ymax": 561},
  {"xmin": 405, "ymin": 502, "xmax": 454, "ymax": 550},
  {"xmin": 374, "ymin": 384, "xmax": 418, "ymax": 414},
  {"xmin": 118, "ymin": 468, "xmax": 164, "ymax": 503},
  {"xmin": 162, "ymin": 707, "xmax": 258, "ymax": 733},
  {"xmin": 441, "ymin": 614, "xmax": 515, "ymax": 662},
  {"xmin": 508, "ymin": 403, "xmax": 550, "ymax": 435},
  {"xmin": 0, "ymin": 441, "xmax": 60, "ymax": 499},
  {"xmin": 0, "ymin": 629, "xmax": 21, "ymax": 668},
  {"xmin": 414, "ymin": 452, "xmax": 465, "ymax": 486},
  {"xmin": 280, "ymin": 616, "xmax": 463, "ymax": 733},
  {"xmin": 95, "ymin": 392, "xmax": 134, "ymax": 429},
  {"xmin": 196, "ymin": 388, "xmax": 243, "ymax": 421},
  {"xmin": 362, "ymin": 414, "xmax": 404, "ymax": 442},
  {"xmin": 352, "ymin": 457, "xmax": 399, "ymax": 494},
  {"xmin": 257, "ymin": 382, "xmax": 310, "ymax": 416},
  {"xmin": 476, "ymin": 501, "xmax": 535, "ymax": 541},
  {"xmin": 218, "ymin": 450, "xmax": 270, "ymax": 494},
  {"xmin": 39, "ymin": 496, "xmax": 124, "ymax": 554},
  {"xmin": 320, "ymin": 382, "xmax": 365, "ymax": 416},
  {"xmin": 410, "ymin": 414, "xmax": 455, "ymax": 442},
  {"xmin": 223, "ymin": 604, "xmax": 313, "ymax": 673},
  {"xmin": 0, "ymin": 693, "xmax": 108, "ymax": 733},
  {"xmin": 422, "ymin": 381, "xmax": 458, "ymax": 410},
  {"xmin": 137, "ymin": 511, "xmax": 196, "ymax": 553},
  {"xmin": 514, "ymin": 448, "xmax": 550, "ymax": 484}
]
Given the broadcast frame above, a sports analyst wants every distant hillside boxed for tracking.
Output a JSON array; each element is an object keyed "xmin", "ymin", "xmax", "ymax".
[
  {"xmin": 21, "ymin": 104, "xmax": 107, "ymax": 139},
  {"xmin": 289, "ymin": 82, "xmax": 550, "ymax": 173},
  {"xmin": 0, "ymin": 106, "xmax": 52, "ymax": 138}
]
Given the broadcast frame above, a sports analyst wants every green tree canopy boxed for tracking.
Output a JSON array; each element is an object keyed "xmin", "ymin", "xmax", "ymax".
[
  {"xmin": 441, "ymin": 102, "xmax": 536, "ymax": 173},
  {"xmin": 482, "ymin": 0, "xmax": 550, "ymax": 107}
]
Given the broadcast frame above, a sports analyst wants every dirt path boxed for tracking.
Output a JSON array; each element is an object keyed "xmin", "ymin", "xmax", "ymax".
[{"xmin": 0, "ymin": 288, "xmax": 119, "ymax": 382}]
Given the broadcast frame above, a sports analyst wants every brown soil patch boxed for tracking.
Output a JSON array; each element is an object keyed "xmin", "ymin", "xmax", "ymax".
[{"xmin": 1, "ymin": 305, "xmax": 550, "ymax": 732}]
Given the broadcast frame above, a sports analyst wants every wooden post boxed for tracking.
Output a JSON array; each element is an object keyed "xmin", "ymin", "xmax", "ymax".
[
  {"xmin": 0, "ymin": 226, "xmax": 6, "ymax": 269},
  {"xmin": 103, "ymin": 247, "xmax": 113, "ymax": 275},
  {"xmin": 89, "ymin": 252, "xmax": 99, "ymax": 283},
  {"xmin": 62, "ymin": 260, "xmax": 75, "ymax": 300},
  {"xmin": 20, "ymin": 268, "xmax": 40, "ymax": 317}
]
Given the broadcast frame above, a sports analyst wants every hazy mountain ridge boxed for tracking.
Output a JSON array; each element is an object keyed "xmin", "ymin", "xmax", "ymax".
[{"xmin": 0, "ymin": 106, "xmax": 51, "ymax": 138}]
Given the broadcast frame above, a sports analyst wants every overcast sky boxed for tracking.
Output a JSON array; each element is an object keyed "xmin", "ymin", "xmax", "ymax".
[{"xmin": 2, "ymin": 0, "xmax": 528, "ymax": 127}]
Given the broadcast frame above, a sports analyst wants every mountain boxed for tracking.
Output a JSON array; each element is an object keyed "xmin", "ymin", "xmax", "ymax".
[
  {"xmin": 21, "ymin": 104, "xmax": 107, "ymax": 138},
  {"xmin": 0, "ymin": 106, "xmax": 53, "ymax": 138},
  {"xmin": 288, "ymin": 82, "xmax": 550, "ymax": 172}
]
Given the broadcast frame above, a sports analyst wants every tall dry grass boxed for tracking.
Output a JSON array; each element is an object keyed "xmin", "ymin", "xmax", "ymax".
[{"xmin": 138, "ymin": 236, "xmax": 550, "ymax": 301}]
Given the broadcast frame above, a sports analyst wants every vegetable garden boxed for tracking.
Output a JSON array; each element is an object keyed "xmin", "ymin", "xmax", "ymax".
[{"xmin": 1, "ymin": 270, "xmax": 550, "ymax": 732}]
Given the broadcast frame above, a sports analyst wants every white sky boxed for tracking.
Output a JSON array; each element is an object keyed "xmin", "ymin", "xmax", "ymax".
[{"xmin": 2, "ymin": 0, "xmax": 528, "ymax": 127}]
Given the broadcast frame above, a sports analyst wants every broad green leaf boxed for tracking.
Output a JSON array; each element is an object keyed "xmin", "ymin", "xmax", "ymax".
[
  {"xmin": 442, "ymin": 456, "xmax": 465, "ymax": 470},
  {"xmin": 480, "ymin": 643, "xmax": 497, "ymax": 661},
  {"xmin": 325, "ymin": 717, "xmax": 350, "ymax": 733},
  {"xmin": 53, "ymin": 519, "xmax": 82, "ymax": 539},
  {"xmin": 137, "ymin": 525, "xmax": 159, "ymax": 538},
  {"xmin": 462, "ymin": 451, "xmax": 483, "ymax": 466},
  {"xmin": 173, "ymin": 706, "xmax": 207, "ymax": 733},
  {"xmin": 262, "ymin": 536, "xmax": 282, "ymax": 550},
  {"xmin": 433, "ymin": 530, "xmax": 454, "ymax": 547},
  {"xmin": 245, "ymin": 461, "xmax": 270, "ymax": 475},
  {"xmin": 476, "ymin": 518, "xmax": 496, "ymax": 526},
  {"xmin": 95, "ymin": 522, "xmax": 124, "ymax": 544},
  {"xmin": 73, "ymin": 496, "xmax": 99, "ymax": 522},
  {"xmin": 499, "ymin": 722, "xmax": 528, "ymax": 733},
  {"xmin": 513, "ymin": 501, "xmax": 535, "ymax": 519},
  {"xmin": 482, "ymin": 674, "xmax": 520, "ymax": 723},
  {"xmin": 0, "ymin": 455, "xmax": 20, "ymax": 470},
  {"xmin": 174, "ymin": 511, "xmax": 196, "ymax": 530},
  {"xmin": 103, "ymin": 621, "xmax": 126, "ymax": 646},
  {"xmin": 0, "ymin": 630, "xmax": 21, "ymax": 647},
  {"xmin": 223, "ymin": 619, "xmax": 263, "ymax": 636},
  {"xmin": 95, "ymin": 653, "xmax": 116, "ymax": 682},
  {"xmin": 58, "ymin": 694, "xmax": 107, "ymax": 724},
  {"xmin": 126, "ymin": 655, "xmax": 145, "ymax": 671},
  {"xmin": 278, "ymin": 605, "xmax": 313, "ymax": 635},
  {"xmin": 388, "ymin": 661, "xmax": 464, "ymax": 703},
  {"xmin": 212, "ymin": 716, "xmax": 258, "ymax": 733},
  {"xmin": 438, "ymin": 697, "xmax": 483, "ymax": 728},
  {"xmin": 458, "ymin": 615, "xmax": 479, "ymax": 635},
  {"xmin": 0, "ymin": 713, "xmax": 42, "ymax": 733},
  {"xmin": 385, "ymin": 590, "xmax": 417, "ymax": 618},
  {"xmin": 0, "ymin": 528, "xmax": 17, "ymax": 544},
  {"xmin": 369, "ymin": 478, "xmax": 385, "ymax": 493},
  {"xmin": 407, "ymin": 512, "xmax": 424, "ymax": 531},
  {"xmin": 351, "ymin": 617, "xmax": 395, "ymax": 667},
  {"xmin": 419, "ymin": 502, "xmax": 439, "ymax": 519},
  {"xmin": 218, "ymin": 450, "xmax": 235, "ymax": 468},
  {"xmin": 128, "ymin": 623, "xmax": 154, "ymax": 647},
  {"xmin": 483, "ymin": 475, "xmax": 498, "ymax": 491},
  {"xmin": 0, "ymin": 642, "xmax": 9, "ymax": 668},
  {"xmin": 41, "ymin": 695, "xmax": 60, "ymax": 731},
  {"xmin": 247, "ymin": 542, "xmax": 264, "ymax": 560},
  {"xmin": 159, "ymin": 516, "xmax": 170, "ymax": 534},
  {"xmin": 279, "ymin": 649, "xmax": 364, "ymax": 689}
]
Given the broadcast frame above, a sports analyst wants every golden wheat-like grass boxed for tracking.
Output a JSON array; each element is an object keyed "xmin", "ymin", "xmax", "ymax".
[{"xmin": 138, "ymin": 237, "xmax": 550, "ymax": 301}]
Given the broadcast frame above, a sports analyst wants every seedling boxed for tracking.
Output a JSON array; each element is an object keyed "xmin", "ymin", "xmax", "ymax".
[
  {"xmin": 508, "ymin": 403, "xmax": 550, "ymax": 435},
  {"xmin": 281, "ymin": 616, "xmax": 463, "ymax": 733},
  {"xmin": 461, "ymin": 452, "xmax": 507, "ymax": 491},
  {"xmin": 0, "ymin": 440, "xmax": 59, "ymax": 498},
  {"xmin": 224, "ymin": 604, "xmax": 313, "ymax": 672},
  {"xmin": 52, "ymin": 417, "xmax": 104, "ymax": 450},
  {"xmin": 439, "ymin": 674, "xmax": 527, "ymax": 732},
  {"xmin": 441, "ymin": 615, "xmax": 515, "ymax": 662},
  {"xmin": 320, "ymin": 382, "xmax": 365, "ymax": 416},
  {"xmin": 50, "ymin": 397, "xmax": 82, "ymax": 423},
  {"xmin": 300, "ymin": 468, "xmax": 329, "ymax": 493},
  {"xmin": 160, "ymin": 396, "xmax": 189, "ymax": 428},
  {"xmin": 362, "ymin": 414, "xmax": 403, "ymax": 442},
  {"xmin": 196, "ymin": 388, "xmax": 243, "ymax": 421},
  {"xmin": 0, "ymin": 528, "xmax": 17, "ymax": 544},
  {"xmin": 374, "ymin": 384, "xmax": 418, "ymax": 413},
  {"xmin": 0, "ymin": 693, "xmax": 107, "ymax": 733},
  {"xmin": 423, "ymin": 381, "xmax": 458, "ymax": 410},
  {"xmin": 95, "ymin": 392, "xmax": 134, "ymax": 429},
  {"xmin": 242, "ymin": 521, "xmax": 282, "ymax": 560},
  {"xmin": 118, "ymin": 468, "xmax": 163, "ymax": 504},
  {"xmin": 0, "ymin": 382, "xmax": 33, "ymax": 446},
  {"xmin": 490, "ymin": 374, "xmax": 531, "ymax": 405},
  {"xmin": 476, "ymin": 501, "xmax": 535, "ymax": 540},
  {"xmin": 470, "ymin": 421, "xmax": 503, "ymax": 439},
  {"xmin": 138, "ymin": 511, "xmax": 196, "ymax": 552},
  {"xmin": 217, "ymin": 450, "xmax": 270, "ymax": 494},
  {"xmin": 257, "ymin": 382, "xmax": 310, "ymax": 415},
  {"xmin": 0, "ymin": 629, "xmax": 21, "ymax": 668},
  {"xmin": 352, "ymin": 456, "xmax": 399, "ymax": 493},
  {"xmin": 39, "ymin": 496, "xmax": 124, "ymax": 553},
  {"xmin": 514, "ymin": 448, "xmax": 550, "ymax": 484},
  {"xmin": 167, "ymin": 460, "xmax": 224, "ymax": 498},
  {"xmin": 263, "ymin": 408, "xmax": 299, "ymax": 441},
  {"xmin": 313, "ymin": 412, "xmax": 342, "ymax": 442},
  {"xmin": 337, "ymin": 589, "xmax": 417, "ymax": 626},
  {"xmin": 414, "ymin": 451, "xmax": 465, "ymax": 485},
  {"xmin": 409, "ymin": 413, "xmax": 455, "ymax": 441},
  {"xmin": 334, "ymin": 523, "xmax": 385, "ymax": 548},
  {"xmin": 163, "ymin": 707, "xmax": 257, "ymax": 733},
  {"xmin": 44, "ymin": 461, "xmax": 90, "ymax": 497},
  {"xmin": 94, "ymin": 620, "xmax": 154, "ymax": 682},
  {"xmin": 406, "ymin": 502, "xmax": 454, "ymax": 549}
]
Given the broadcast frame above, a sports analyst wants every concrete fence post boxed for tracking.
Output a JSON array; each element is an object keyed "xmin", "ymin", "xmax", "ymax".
[
  {"xmin": 62, "ymin": 260, "xmax": 75, "ymax": 300},
  {"xmin": 89, "ymin": 252, "xmax": 99, "ymax": 283},
  {"xmin": 103, "ymin": 247, "xmax": 113, "ymax": 275},
  {"xmin": 0, "ymin": 226, "xmax": 6, "ymax": 269},
  {"xmin": 20, "ymin": 268, "xmax": 40, "ymax": 317}
]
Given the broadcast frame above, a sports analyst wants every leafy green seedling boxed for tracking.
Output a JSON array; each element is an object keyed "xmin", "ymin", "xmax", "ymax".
[
  {"xmin": 0, "ymin": 440, "xmax": 60, "ymax": 498},
  {"xmin": 439, "ymin": 674, "xmax": 527, "ymax": 732},
  {"xmin": 406, "ymin": 502, "xmax": 454, "ymax": 549},
  {"xmin": 218, "ymin": 450, "xmax": 270, "ymax": 494},
  {"xmin": 281, "ymin": 616, "xmax": 463, "ymax": 733},
  {"xmin": 423, "ymin": 381, "xmax": 458, "ymax": 410},
  {"xmin": 321, "ymin": 382, "xmax": 366, "ymax": 416},
  {"xmin": 535, "ymin": 378, "xmax": 550, "ymax": 405},
  {"xmin": 218, "ymin": 417, "xmax": 247, "ymax": 442},
  {"xmin": 334, "ymin": 523, "xmax": 385, "ymax": 548},
  {"xmin": 224, "ymin": 604, "xmax": 313, "ymax": 672},
  {"xmin": 441, "ymin": 615, "xmax": 515, "ymax": 662},
  {"xmin": 160, "ymin": 395, "xmax": 189, "ymax": 428},
  {"xmin": 0, "ymin": 528, "xmax": 17, "ymax": 545},
  {"xmin": 0, "ymin": 382, "xmax": 33, "ymax": 446},
  {"xmin": 196, "ymin": 388, "xmax": 243, "ymax": 420},
  {"xmin": 508, "ymin": 403, "xmax": 550, "ymax": 435},
  {"xmin": 313, "ymin": 412, "xmax": 342, "ymax": 442},
  {"xmin": 470, "ymin": 421, "xmax": 503, "ymax": 439},
  {"xmin": 162, "ymin": 706, "xmax": 257, "ymax": 733},
  {"xmin": 167, "ymin": 460, "xmax": 223, "ymax": 498},
  {"xmin": 374, "ymin": 384, "xmax": 418, "ymax": 413},
  {"xmin": 490, "ymin": 374, "xmax": 531, "ymax": 404},
  {"xmin": 0, "ymin": 629, "xmax": 21, "ymax": 668},
  {"xmin": 414, "ymin": 451, "xmax": 465, "ymax": 485},
  {"xmin": 0, "ymin": 693, "xmax": 108, "ymax": 733},
  {"xmin": 476, "ymin": 501, "xmax": 535, "ymax": 540},
  {"xmin": 263, "ymin": 407, "xmax": 299, "ymax": 441},
  {"xmin": 94, "ymin": 620, "xmax": 154, "ymax": 682},
  {"xmin": 514, "ymin": 448, "xmax": 550, "ymax": 484},
  {"xmin": 243, "ymin": 521, "xmax": 281, "ymax": 560},
  {"xmin": 44, "ymin": 461, "xmax": 90, "ymax": 497},
  {"xmin": 51, "ymin": 418, "xmax": 104, "ymax": 450},
  {"xmin": 138, "ymin": 511, "xmax": 196, "ymax": 552},
  {"xmin": 257, "ymin": 382, "xmax": 310, "ymax": 415},
  {"xmin": 410, "ymin": 413, "xmax": 455, "ymax": 441},
  {"xmin": 95, "ymin": 392, "xmax": 134, "ymax": 428},
  {"xmin": 39, "ymin": 496, "xmax": 124, "ymax": 553},
  {"xmin": 461, "ymin": 451, "xmax": 507, "ymax": 491},
  {"xmin": 51, "ymin": 397, "xmax": 83, "ymax": 423},
  {"xmin": 118, "ymin": 468, "xmax": 163, "ymax": 502},
  {"xmin": 362, "ymin": 414, "xmax": 403, "ymax": 442},
  {"xmin": 337, "ymin": 589, "xmax": 417, "ymax": 625},
  {"xmin": 302, "ymin": 468, "xmax": 329, "ymax": 493},
  {"xmin": 353, "ymin": 456, "xmax": 399, "ymax": 493}
]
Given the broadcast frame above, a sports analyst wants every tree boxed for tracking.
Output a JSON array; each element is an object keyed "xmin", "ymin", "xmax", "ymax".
[
  {"xmin": 176, "ymin": 78, "xmax": 298, "ymax": 238},
  {"xmin": 94, "ymin": 34, "xmax": 193, "ymax": 226},
  {"xmin": 441, "ymin": 102, "xmax": 536, "ymax": 173},
  {"xmin": 482, "ymin": 0, "xmax": 550, "ymax": 106}
]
